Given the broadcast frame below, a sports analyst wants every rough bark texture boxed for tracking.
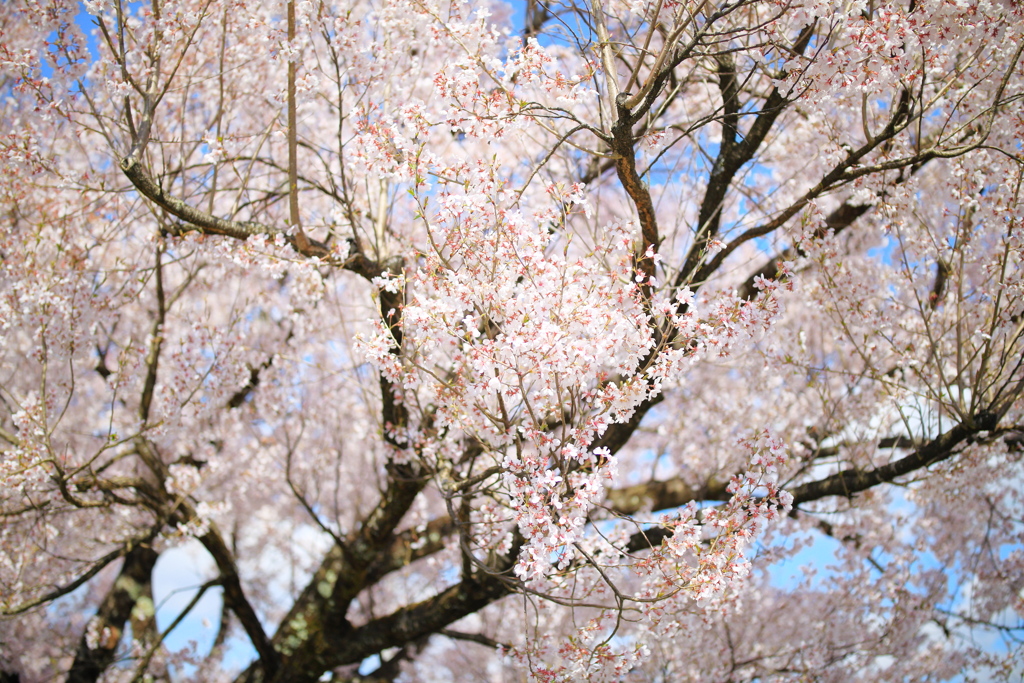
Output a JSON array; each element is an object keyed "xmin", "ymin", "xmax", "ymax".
[{"xmin": 66, "ymin": 545, "xmax": 159, "ymax": 683}]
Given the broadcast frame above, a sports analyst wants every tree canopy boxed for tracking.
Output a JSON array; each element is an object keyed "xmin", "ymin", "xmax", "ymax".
[{"xmin": 1, "ymin": 0, "xmax": 1022, "ymax": 680}]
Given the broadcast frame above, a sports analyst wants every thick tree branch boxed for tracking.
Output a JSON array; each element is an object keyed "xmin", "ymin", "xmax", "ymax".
[
  {"xmin": 786, "ymin": 411, "xmax": 999, "ymax": 503},
  {"xmin": 325, "ymin": 572, "xmax": 511, "ymax": 669},
  {"xmin": 251, "ymin": 465, "xmax": 429, "ymax": 682},
  {"xmin": 120, "ymin": 156, "xmax": 396, "ymax": 280},
  {"xmin": 120, "ymin": 156, "xmax": 320, "ymax": 252},
  {"xmin": 676, "ymin": 24, "xmax": 816, "ymax": 288},
  {"xmin": 115, "ymin": 155, "xmax": 385, "ymax": 272},
  {"xmin": 604, "ymin": 475, "xmax": 729, "ymax": 515},
  {"xmin": 611, "ymin": 92, "xmax": 660, "ymax": 299},
  {"xmin": 164, "ymin": 501, "xmax": 279, "ymax": 678},
  {"xmin": 364, "ymin": 516, "xmax": 458, "ymax": 586},
  {"xmin": 66, "ymin": 545, "xmax": 159, "ymax": 683},
  {"xmin": 627, "ymin": 410, "xmax": 1003, "ymax": 553}
]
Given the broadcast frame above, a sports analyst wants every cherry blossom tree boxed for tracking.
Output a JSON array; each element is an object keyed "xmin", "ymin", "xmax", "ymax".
[{"xmin": 1, "ymin": 0, "xmax": 1022, "ymax": 679}]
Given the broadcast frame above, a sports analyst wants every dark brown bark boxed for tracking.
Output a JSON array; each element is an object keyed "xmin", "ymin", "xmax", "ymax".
[
  {"xmin": 611, "ymin": 92, "xmax": 660, "ymax": 296},
  {"xmin": 676, "ymin": 25, "xmax": 816, "ymax": 289},
  {"xmin": 786, "ymin": 411, "xmax": 998, "ymax": 503},
  {"xmin": 626, "ymin": 411, "xmax": 1002, "ymax": 553},
  {"xmin": 67, "ymin": 545, "xmax": 159, "ymax": 683}
]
